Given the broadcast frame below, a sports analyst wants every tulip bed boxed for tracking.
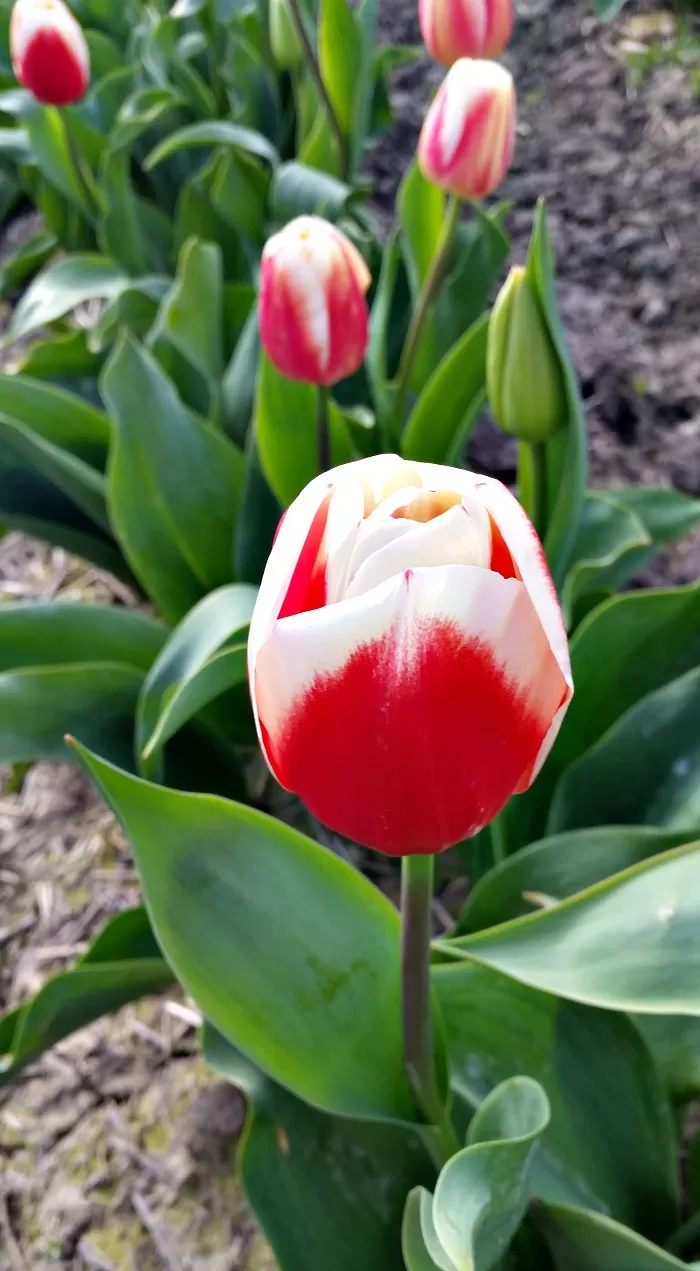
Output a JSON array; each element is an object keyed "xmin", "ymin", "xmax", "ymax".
[{"xmin": 3, "ymin": 1, "xmax": 700, "ymax": 1270}]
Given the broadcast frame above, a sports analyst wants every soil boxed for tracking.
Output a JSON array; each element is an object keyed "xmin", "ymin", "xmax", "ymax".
[{"xmin": 3, "ymin": 0, "xmax": 700, "ymax": 1264}]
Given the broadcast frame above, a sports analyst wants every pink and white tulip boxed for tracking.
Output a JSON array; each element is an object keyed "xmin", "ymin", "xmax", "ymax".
[
  {"xmin": 248, "ymin": 456, "xmax": 573, "ymax": 857},
  {"xmin": 418, "ymin": 58, "xmax": 515, "ymax": 200},
  {"xmin": 10, "ymin": 0, "xmax": 90, "ymax": 107},
  {"xmin": 419, "ymin": 0, "xmax": 513, "ymax": 67},
  {"xmin": 259, "ymin": 215, "xmax": 372, "ymax": 387}
]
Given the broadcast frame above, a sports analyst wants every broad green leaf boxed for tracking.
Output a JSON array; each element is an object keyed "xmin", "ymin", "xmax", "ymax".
[
  {"xmin": 148, "ymin": 237, "xmax": 224, "ymax": 421},
  {"xmin": 434, "ymin": 962, "xmax": 679, "ymax": 1238},
  {"xmin": 0, "ymin": 374, "xmax": 109, "ymax": 467},
  {"xmin": 562, "ymin": 492, "xmax": 650, "ymax": 627},
  {"xmin": 72, "ymin": 743, "xmax": 416, "ymax": 1122},
  {"xmin": 398, "ymin": 162, "xmax": 444, "ymax": 300},
  {"xmin": 429, "ymin": 1077, "xmax": 550, "ymax": 1271},
  {"xmin": 83, "ymin": 28, "xmax": 123, "ymax": 79},
  {"xmin": 537, "ymin": 1202, "xmax": 689, "ymax": 1270},
  {"xmin": 142, "ymin": 645, "xmax": 247, "ymax": 761},
  {"xmin": 235, "ymin": 434, "xmax": 283, "ymax": 585},
  {"xmin": 136, "ymin": 582, "xmax": 257, "ymax": 773},
  {"xmin": 254, "ymin": 352, "xmax": 354, "ymax": 506},
  {"xmin": 0, "ymin": 907, "xmax": 172, "ymax": 1087},
  {"xmin": 403, "ymin": 1190, "xmax": 447, "ymax": 1271},
  {"xmin": 459, "ymin": 826, "xmax": 691, "ymax": 934},
  {"xmin": 204, "ymin": 1025, "xmax": 434, "ymax": 1271},
  {"xmin": 221, "ymin": 302, "xmax": 259, "ymax": 444},
  {"xmin": 26, "ymin": 105, "xmax": 96, "ymax": 215},
  {"xmin": 98, "ymin": 146, "xmax": 152, "ymax": 276},
  {"xmin": 635, "ymin": 1013, "xmax": 700, "ymax": 1105},
  {"xmin": 89, "ymin": 277, "xmax": 170, "ymax": 354},
  {"xmin": 402, "ymin": 313, "xmax": 488, "ymax": 464},
  {"xmin": 0, "ymin": 126, "xmax": 31, "ymax": 162},
  {"xmin": 11, "ymin": 253, "xmax": 128, "ymax": 339},
  {"xmin": 611, "ymin": 485, "xmax": 700, "ymax": 545},
  {"xmin": 0, "ymin": 663, "xmax": 142, "ymax": 769},
  {"xmin": 103, "ymin": 336, "xmax": 244, "ymax": 623},
  {"xmin": 173, "ymin": 154, "xmax": 250, "ymax": 285},
  {"xmin": 271, "ymin": 161, "xmax": 355, "ymax": 223},
  {"xmin": 0, "ymin": 602, "xmax": 165, "ymax": 673},
  {"xmin": 0, "ymin": 410, "xmax": 109, "ymax": 531},
  {"xmin": 0, "ymin": 230, "xmax": 56, "ymax": 299},
  {"xmin": 367, "ymin": 228, "xmax": 403, "ymax": 424},
  {"xmin": 145, "ymin": 119, "xmax": 279, "ymax": 170},
  {"xmin": 439, "ymin": 840, "xmax": 700, "ymax": 1017},
  {"xmin": 318, "ymin": 0, "xmax": 362, "ymax": 135},
  {"xmin": 522, "ymin": 201, "xmax": 587, "ymax": 588},
  {"xmin": 210, "ymin": 149, "xmax": 270, "ymax": 248},
  {"xmin": 549, "ymin": 666, "xmax": 700, "ymax": 834},
  {"xmin": 351, "ymin": 0, "xmax": 379, "ymax": 174},
  {"xmin": 18, "ymin": 330, "xmax": 101, "ymax": 382}
]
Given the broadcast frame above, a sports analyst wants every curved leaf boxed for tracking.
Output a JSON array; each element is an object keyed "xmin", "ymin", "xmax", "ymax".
[
  {"xmin": 402, "ymin": 313, "xmax": 488, "ymax": 464},
  {"xmin": 0, "ymin": 602, "xmax": 166, "ymax": 672},
  {"xmin": 11, "ymin": 253, "xmax": 128, "ymax": 340},
  {"xmin": 537, "ymin": 1202, "xmax": 690, "ymax": 1271},
  {"xmin": 270, "ymin": 161, "xmax": 355, "ymax": 222},
  {"xmin": 143, "ymin": 644, "xmax": 247, "ymax": 761},
  {"xmin": 71, "ymin": 742, "xmax": 416, "ymax": 1123},
  {"xmin": 318, "ymin": 0, "xmax": 362, "ymax": 135},
  {"xmin": 148, "ymin": 237, "xmax": 223, "ymax": 421},
  {"xmin": 398, "ymin": 162, "xmax": 444, "ymax": 301},
  {"xmin": 145, "ymin": 119, "xmax": 279, "ymax": 170},
  {"xmin": 0, "ymin": 410, "xmax": 109, "ymax": 531},
  {"xmin": 562, "ymin": 492, "xmax": 650, "ymax": 627},
  {"xmin": 0, "ymin": 373, "xmax": 109, "ymax": 466}
]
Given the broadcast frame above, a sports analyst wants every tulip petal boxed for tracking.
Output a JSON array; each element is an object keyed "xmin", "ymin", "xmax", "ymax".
[{"xmin": 253, "ymin": 564, "xmax": 568, "ymax": 855}]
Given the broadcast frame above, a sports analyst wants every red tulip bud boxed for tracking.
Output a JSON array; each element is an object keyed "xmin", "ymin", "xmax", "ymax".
[
  {"xmin": 259, "ymin": 216, "xmax": 372, "ymax": 387},
  {"xmin": 10, "ymin": 0, "xmax": 90, "ymax": 106},
  {"xmin": 249, "ymin": 456, "xmax": 573, "ymax": 856},
  {"xmin": 419, "ymin": 0, "xmax": 513, "ymax": 67},
  {"xmin": 418, "ymin": 58, "xmax": 515, "ymax": 200}
]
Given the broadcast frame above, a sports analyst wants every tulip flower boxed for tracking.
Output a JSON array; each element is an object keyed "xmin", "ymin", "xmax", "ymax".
[
  {"xmin": 10, "ymin": 0, "xmax": 90, "ymax": 107},
  {"xmin": 488, "ymin": 266, "xmax": 567, "ymax": 443},
  {"xmin": 249, "ymin": 456, "xmax": 573, "ymax": 856},
  {"xmin": 259, "ymin": 216, "xmax": 372, "ymax": 387},
  {"xmin": 418, "ymin": 58, "xmax": 515, "ymax": 200},
  {"xmin": 419, "ymin": 0, "xmax": 513, "ymax": 67}
]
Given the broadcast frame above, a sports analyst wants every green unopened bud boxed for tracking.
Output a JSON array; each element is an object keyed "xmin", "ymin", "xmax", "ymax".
[
  {"xmin": 270, "ymin": 0, "xmax": 304, "ymax": 70},
  {"xmin": 487, "ymin": 266, "xmax": 567, "ymax": 444}
]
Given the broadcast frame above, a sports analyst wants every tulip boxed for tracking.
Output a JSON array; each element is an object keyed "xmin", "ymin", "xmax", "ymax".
[
  {"xmin": 419, "ymin": 0, "xmax": 513, "ymax": 67},
  {"xmin": 10, "ymin": 0, "xmax": 90, "ymax": 107},
  {"xmin": 418, "ymin": 58, "xmax": 515, "ymax": 200},
  {"xmin": 488, "ymin": 266, "xmax": 567, "ymax": 443},
  {"xmin": 249, "ymin": 456, "xmax": 573, "ymax": 856},
  {"xmin": 259, "ymin": 216, "xmax": 372, "ymax": 386}
]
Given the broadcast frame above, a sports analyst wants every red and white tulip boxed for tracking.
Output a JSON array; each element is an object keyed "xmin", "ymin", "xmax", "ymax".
[
  {"xmin": 10, "ymin": 0, "xmax": 90, "ymax": 107},
  {"xmin": 259, "ymin": 215, "xmax": 372, "ymax": 387},
  {"xmin": 249, "ymin": 456, "xmax": 573, "ymax": 857},
  {"xmin": 418, "ymin": 58, "xmax": 515, "ymax": 200},
  {"xmin": 419, "ymin": 0, "xmax": 513, "ymax": 67}
]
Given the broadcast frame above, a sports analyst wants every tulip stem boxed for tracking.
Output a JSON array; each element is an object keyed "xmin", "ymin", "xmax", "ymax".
[
  {"xmin": 317, "ymin": 385, "xmax": 331, "ymax": 474},
  {"xmin": 286, "ymin": 0, "xmax": 349, "ymax": 180},
  {"xmin": 393, "ymin": 195, "xmax": 461, "ymax": 436},
  {"xmin": 524, "ymin": 440, "xmax": 549, "ymax": 540},
  {"xmin": 401, "ymin": 854, "xmax": 459, "ymax": 1166}
]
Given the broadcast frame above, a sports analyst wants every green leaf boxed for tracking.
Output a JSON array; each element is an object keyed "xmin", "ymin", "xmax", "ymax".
[
  {"xmin": 143, "ymin": 644, "xmax": 247, "ymax": 762},
  {"xmin": 549, "ymin": 666, "xmax": 700, "ymax": 834},
  {"xmin": 429, "ymin": 1077, "xmax": 550, "ymax": 1271},
  {"xmin": 235, "ymin": 434, "xmax": 283, "ymax": 585},
  {"xmin": 367, "ymin": 227, "xmax": 403, "ymax": 423},
  {"xmin": 318, "ymin": 0, "xmax": 362, "ymax": 135},
  {"xmin": 0, "ymin": 409, "xmax": 109, "ymax": 532},
  {"xmin": 18, "ymin": 329, "xmax": 100, "ymax": 383},
  {"xmin": 611, "ymin": 485, "xmax": 700, "ymax": 544},
  {"xmin": 71, "ymin": 743, "xmax": 416, "ymax": 1122},
  {"xmin": 0, "ymin": 601, "xmax": 166, "ymax": 672},
  {"xmin": 434, "ymin": 961, "xmax": 679, "ymax": 1236},
  {"xmin": 459, "ymin": 826, "xmax": 691, "ymax": 934},
  {"xmin": 537, "ymin": 1202, "xmax": 689, "ymax": 1270},
  {"xmin": 254, "ymin": 352, "xmax": 354, "ymax": 506},
  {"xmin": 11, "ymin": 254, "xmax": 128, "ymax": 340},
  {"xmin": 403, "ymin": 1190, "xmax": 445, "ymax": 1271},
  {"xmin": 0, "ymin": 230, "xmax": 56, "ymax": 299},
  {"xmin": 439, "ymin": 840, "xmax": 700, "ymax": 1017},
  {"xmin": 136, "ymin": 582, "xmax": 257, "ymax": 774},
  {"xmin": 398, "ymin": 162, "xmax": 444, "ymax": 300},
  {"xmin": 0, "ymin": 907, "xmax": 173, "ymax": 1087},
  {"xmin": 89, "ymin": 277, "xmax": 170, "ymax": 354},
  {"xmin": 270, "ymin": 160, "xmax": 355, "ymax": 221},
  {"xmin": 103, "ymin": 336, "xmax": 245, "ymax": 623},
  {"xmin": 145, "ymin": 119, "xmax": 279, "ymax": 170},
  {"xmin": 635, "ymin": 1013, "xmax": 700, "ymax": 1104},
  {"xmin": 204, "ymin": 1024, "xmax": 434, "ymax": 1271},
  {"xmin": 402, "ymin": 313, "xmax": 488, "ymax": 464},
  {"xmin": 0, "ymin": 126, "xmax": 32, "ymax": 162},
  {"xmin": 148, "ymin": 237, "xmax": 224, "ymax": 421},
  {"xmin": 98, "ymin": 147, "xmax": 161, "ymax": 277},
  {"xmin": 26, "ymin": 105, "xmax": 96, "ymax": 215},
  {"xmin": 523, "ymin": 200, "xmax": 588, "ymax": 588},
  {"xmin": 562, "ymin": 492, "xmax": 651, "ymax": 628},
  {"xmin": 222, "ymin": 302, "xmax": 259, "ymax": 444},
  {"xmin": 174, "ymin": 154, "xmax": 250, "ymax": 285},
  {"xmin": 0, "ymin": 374, "xmax": 109, "ymax": 467}
]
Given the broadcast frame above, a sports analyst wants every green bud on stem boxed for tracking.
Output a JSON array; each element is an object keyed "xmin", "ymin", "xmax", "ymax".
[
  {"xmin": 270, "ymin": 0, "xmax": 304, "ymax": 70},
  {"xmin": 487, "ymin": 266, "xmax": 567, "ymax": 444}
]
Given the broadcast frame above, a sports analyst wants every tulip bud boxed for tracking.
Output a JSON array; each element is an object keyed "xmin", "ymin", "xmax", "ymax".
[
  {"xmin": 487, "ymin": 266, "xmax": 567, "ymax": 443},
  {"xmin": 419, "ymin": 0, "xmax": 513, "ymax": 67},
  {"xmin": 269, "ymin": 0, "xmax": 303, "ymax": 70},
  {"xmin": 259, "ymin": 215, "xmax": 372, "ymax": 387},
  {"xmin": 249, "ymin": 455, "xmax": 573, "ymax": 856},
  {"xmin": 10, "ymin": 0, "xmax": 90, "ymax": 107},
  {"xmin": 418, "ymin": 58, "xmax": 515, "ymax": 200}
]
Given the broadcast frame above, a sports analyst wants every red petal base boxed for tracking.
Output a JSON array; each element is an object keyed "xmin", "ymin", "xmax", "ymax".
[{"xmin": 21, "ymin": 30, "xmax": 86, "ymax": 106}]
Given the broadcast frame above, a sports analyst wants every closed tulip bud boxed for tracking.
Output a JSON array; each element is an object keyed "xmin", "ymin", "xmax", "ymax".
[
  {"xmin": 249, "ymin": 455, "xmax": 573, "ymax": 856},
  {"xmin": 420, "ymin": 0, "xmax": 513, "ymax": 67},
  {"xmin": 488, "ymin": 266, "xmax": 567, "ymax": 442},
  {"xmin": 10, "ymin": 0, "xmax": 90, "ymax": 107},
  {"xmin": 259, "ymin": 216, "xmax": 371, "ymax": 386},
  {"xmin": 269, "ymin": 0, "xmax": 303, "ymax": 70},
  {"xmin": 418, "ymin": 58, "xmax": 515, "ymax": 200}
]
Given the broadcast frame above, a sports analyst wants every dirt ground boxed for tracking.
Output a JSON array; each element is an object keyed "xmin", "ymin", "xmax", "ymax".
[{"xmin": 2, "ymin": 0, "xmax": 700, "ymax": 1265}]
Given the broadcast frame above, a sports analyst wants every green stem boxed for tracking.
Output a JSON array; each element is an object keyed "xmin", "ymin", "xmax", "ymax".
[
  {"xmin": 393, "ymin": 195, "xmax": 461, "ymax": 435},
  {"xmin": 489, "ymin": 813, "xmax": 508, "ymax": 866},
  {"xmin": 523, "ymin": 440, "xmax": 548, "ymax": 540},
  {"xmin": 666, "ymin": 1208, "xmax": 700, "ymax": 1257},
  {"xmin": 317, "ymin": 385, "xmax": 331, "ymax": 474},
  {"xmin": 62, "ymin": 113, "xmax": 99, "ymax": 224},
  {"xmin": 401, "ymin": 854, "xmax": 460, "ymax": 1168},
  {"xmin": 286, "ymin": 0, "xmax": 349, "ymax": 180}
]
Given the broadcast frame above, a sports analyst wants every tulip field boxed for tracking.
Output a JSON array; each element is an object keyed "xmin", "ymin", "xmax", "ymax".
[{"xmin": 1, "ymin": 0, "xmax": 700, "ymax": 1267}]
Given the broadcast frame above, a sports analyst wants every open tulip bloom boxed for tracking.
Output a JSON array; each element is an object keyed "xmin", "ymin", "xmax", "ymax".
[{"xmin": 249, "ymin": 456, "xmax": 573, "ymax": 856}]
